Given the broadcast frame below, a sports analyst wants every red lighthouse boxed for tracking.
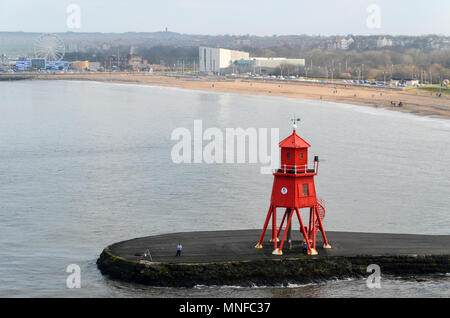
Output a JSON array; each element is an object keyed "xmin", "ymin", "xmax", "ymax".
[{"xmin": 255, "ymin": 119, "xmax": 331, "ymax": 255}]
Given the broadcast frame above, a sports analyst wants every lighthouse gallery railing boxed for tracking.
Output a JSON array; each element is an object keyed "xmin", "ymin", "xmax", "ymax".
[{"xmin": 274, "ymin": 163, "xmax": 318, "ymax": 174}]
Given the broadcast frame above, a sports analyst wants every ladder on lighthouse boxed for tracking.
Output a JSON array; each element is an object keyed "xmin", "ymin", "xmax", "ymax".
[{"xmin": 307, "ymin": 198, "xmax": 326, "ymax": 248}]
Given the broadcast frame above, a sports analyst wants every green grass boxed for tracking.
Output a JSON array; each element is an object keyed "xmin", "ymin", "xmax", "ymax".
[{"xmin": 409, "ymin": 85, "xmax": 450, "ymax": 95}]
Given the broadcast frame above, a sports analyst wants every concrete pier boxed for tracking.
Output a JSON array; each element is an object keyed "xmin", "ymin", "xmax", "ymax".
[{"xmin": 97, "ymin": 230, "xmax": 450, "ymax": 287}]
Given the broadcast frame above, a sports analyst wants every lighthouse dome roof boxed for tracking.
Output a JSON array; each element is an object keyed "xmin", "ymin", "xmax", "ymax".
[{"xmin": 279, "ymin": 131, "xmax": 311, "ymax": 149}]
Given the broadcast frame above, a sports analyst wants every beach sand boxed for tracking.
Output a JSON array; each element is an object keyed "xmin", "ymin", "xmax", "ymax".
[{"xmin": 7, "ymin": 73, "xmax": 450, "ymax": 119}]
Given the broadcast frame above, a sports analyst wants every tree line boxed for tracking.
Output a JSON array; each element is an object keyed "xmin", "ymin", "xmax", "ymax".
[{"xmin": 64, "ymin": 45, "xmax": 449, "ymax": 83}]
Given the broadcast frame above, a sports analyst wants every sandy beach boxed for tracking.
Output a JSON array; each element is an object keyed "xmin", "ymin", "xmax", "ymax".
[{"xmin": 4, "ymin": 73, "xmax": 450, "ymax": 119}]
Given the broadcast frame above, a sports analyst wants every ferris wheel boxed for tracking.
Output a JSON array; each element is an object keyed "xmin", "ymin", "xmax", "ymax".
[{"xmin": 34, "ymin": 33, "xmax": 65, "ymax": 61}]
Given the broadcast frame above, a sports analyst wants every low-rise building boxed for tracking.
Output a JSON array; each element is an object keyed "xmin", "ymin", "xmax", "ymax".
[
  {"xmin": 105, "ymin": 54, "xmax": 128, "ymax": 71},
  {"xmin": 15, "ymin": 59, "xmax": 31, "ymax": 71},
  {"xmin": 31, "ymin": 58, "xmax": 46, "ymax": 70},
  {"xmin": 71, "ymin": 60, "xmax": 89, "ymax": 71},
  {"xmin": 391, "ymin": 78, "xmax": 419, "ymax": 87},
  {"xmin": 404, "ymin": 78, "xmax": 419, "ymax": 86},
  {"xmin": 46, "ymin": 61, "xmax": 69, "ymax": 71},
  {"xmin": 88, "ymin": 62, "xmax": 101, "ymax": 71},
  {"xmin": 234, "ymin": 57, "xmax": 305, "ymax": 74},
  {"xmin": 127, "ymin": 54, "xmax": 148, "ymax": 71},
  {"xmin": 147, "ymin": 64, "xmax": 170, "ymax": 72},
  {"xmin": 106, "ymin": 54, "xmax": 148, "ymax": 71},
  {"xmin": 13, "ymin": 58, "xmax": 69, "ymax": 72}
]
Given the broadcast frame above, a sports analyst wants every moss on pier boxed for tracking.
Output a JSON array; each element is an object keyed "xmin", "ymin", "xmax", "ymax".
[{"xmin": 97, "ymin": 246, "xmax": 450, "ymax": 288}]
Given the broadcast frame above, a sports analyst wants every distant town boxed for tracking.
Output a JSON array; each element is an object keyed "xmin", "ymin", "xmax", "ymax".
[{"xmin": 0, "ymin": 32, "xmax": 449, "ymax": 88}]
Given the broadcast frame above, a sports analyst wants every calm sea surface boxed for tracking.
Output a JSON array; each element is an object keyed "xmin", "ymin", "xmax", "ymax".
[{"xmin": 0, "ymin": 80, "xmax": 449, "ymax": 297}]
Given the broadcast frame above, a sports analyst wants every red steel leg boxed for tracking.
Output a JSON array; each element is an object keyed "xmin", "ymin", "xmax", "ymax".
[
  {"xmin": 315, "ymin": 205, "xmax": 331, "ymax": 248},
  {"xmin": 272, "ymin": 207, "xmax": 277, "ymax": 251},
  {"xmin": 277, "ymin": 209, "xmax": 288, "ymax": 238},
  {"xmin": 277, "ymin": 209, "xmax": 295, "ymax": 254},
  {"xmin": 296, "ymin": 208, "xmax": 317, "ymax": 255},
  {"xmin": 312, "ymin": 207, "xmax": 317, "ymax": 250},
  {"xmin": 308, "ymin": 207, "xmax": 314, "ymax": 241},
  {"xmin": 255, "ymin": 205, "xmax": 273, "ymax": 248}
]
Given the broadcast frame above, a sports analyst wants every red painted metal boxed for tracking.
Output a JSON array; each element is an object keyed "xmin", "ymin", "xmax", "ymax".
[
  {"xmin": 278, "ymin": 210, "xmax": 294, "ymax": 251},
  {"xmin": 256, "ymin": 127, "xmax": 331, "ymax": 255},
  {"xmin": 277, "ymin": 209, "xmax": 288, "ymax": 238}
]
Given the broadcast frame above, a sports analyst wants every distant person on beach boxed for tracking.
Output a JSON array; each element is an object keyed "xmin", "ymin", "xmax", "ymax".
[
  {"xmin": 176, "ymin": 243, "xmax": 182, "ymax": 257},
  {"xmin": 288, "ymin": 238, "xmax": 292, "ymax": 249}
]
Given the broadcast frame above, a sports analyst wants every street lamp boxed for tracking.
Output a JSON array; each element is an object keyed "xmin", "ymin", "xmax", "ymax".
[{"xmin": 361, "ymin": 64, "xmax": 364, "ymax": 82}]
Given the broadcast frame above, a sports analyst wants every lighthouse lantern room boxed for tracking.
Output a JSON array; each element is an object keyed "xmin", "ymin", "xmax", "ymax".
[{"xmin": 255, "ymin": 118, "xmax": 331, "ymax": 255}]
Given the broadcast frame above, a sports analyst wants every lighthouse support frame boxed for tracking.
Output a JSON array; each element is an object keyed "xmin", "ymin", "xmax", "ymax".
[{"xmin": 256, "ymin": 204, "xmax": 326, "ymax": 255}]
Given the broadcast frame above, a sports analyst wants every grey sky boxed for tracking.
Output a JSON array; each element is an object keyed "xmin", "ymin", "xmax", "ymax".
[{"xmin": 1, "ymin": 0, "xmax": 449, "ymax": 35}]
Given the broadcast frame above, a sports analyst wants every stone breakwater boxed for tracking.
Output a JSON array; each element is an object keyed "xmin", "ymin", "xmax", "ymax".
[{"xmin": 97, "ymin": 230, "xmax": 450, "ymax": 287}]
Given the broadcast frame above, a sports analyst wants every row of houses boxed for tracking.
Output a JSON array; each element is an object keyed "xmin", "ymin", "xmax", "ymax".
[
  {"xmin": 105, "ymin": 54, "xmax": 149, "ymax": 71},
  {"xmin": 327, "ymin": 36, "xmax": 393, "ymax": 50}
]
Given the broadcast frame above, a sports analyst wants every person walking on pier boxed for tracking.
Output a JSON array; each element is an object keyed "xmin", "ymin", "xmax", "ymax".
[
  {"xmin": 302, "ymin": 241, "xmax": 308, "ymax": 254},
  {"xmin": 176, "ymin": 243, "xmax": 182, "ymax": 257}
]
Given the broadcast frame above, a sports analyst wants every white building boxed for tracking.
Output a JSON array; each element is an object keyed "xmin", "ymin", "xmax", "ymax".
[
  {"xmin": 340, "ymin": 37, "xmax": 354, "ymax": 50},
  {"xmin": 250, "ymin": 57, "xmax": 305, "ymax": 69},
  {"xmin": 234, "ymin": 57, "xmax": 305, "ymax": 74},
  {"xmin": 377, "ymin": 37, "xmax": 393, "ymax": 48},
  {"xmin": 199, "ymin": 47, "xmax": 249, "ymax": 74}
]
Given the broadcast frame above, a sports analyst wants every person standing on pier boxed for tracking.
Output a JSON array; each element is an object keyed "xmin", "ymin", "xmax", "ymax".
[{"xmin": 176, "ymin": 243, "xmax": 182, "ymax": 257}]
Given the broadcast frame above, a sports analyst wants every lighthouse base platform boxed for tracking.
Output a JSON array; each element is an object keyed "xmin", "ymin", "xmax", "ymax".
[{"xmin": 97, "ymin": 230, "xmax": 450, "ymax": 288}]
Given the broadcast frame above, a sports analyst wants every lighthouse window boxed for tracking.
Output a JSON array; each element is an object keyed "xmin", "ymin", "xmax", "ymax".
[
  {"xmin": 302, "ymin": 184, "xmax": 309, "ymax": 196},
  {"xmin": 300, "ymin": 153, "xmax": 303, "ymax": 159},
  {"xmin": 287, "ymin": 152, "xmax": 290, "ymax": 159}
]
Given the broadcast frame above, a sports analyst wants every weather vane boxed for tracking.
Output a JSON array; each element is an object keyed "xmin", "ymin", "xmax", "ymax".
[{"xmin": 291, "ymin": 116, "xmax": 301, "ymax": 130}]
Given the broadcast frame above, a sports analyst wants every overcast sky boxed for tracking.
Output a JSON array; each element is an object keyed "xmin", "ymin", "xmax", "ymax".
[{"xmin": 1, "ymin": 0, "xmax": 449, "ymax": 35}]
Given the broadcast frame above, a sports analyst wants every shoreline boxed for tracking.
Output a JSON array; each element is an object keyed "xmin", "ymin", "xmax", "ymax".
[{"xmin": 2, "ymin": 73, "xmax": 450, "ymax": 119}]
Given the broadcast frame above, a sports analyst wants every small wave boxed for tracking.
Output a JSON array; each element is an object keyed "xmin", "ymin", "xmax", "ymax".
[{"xmin": 192, "ymin": 277, "xmax": 361, "ymax": 289}]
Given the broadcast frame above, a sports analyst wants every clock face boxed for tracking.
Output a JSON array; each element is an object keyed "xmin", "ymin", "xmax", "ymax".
[{"xmin": 281, "ymin": 187, "xmax": 288, "ymax": 195}]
